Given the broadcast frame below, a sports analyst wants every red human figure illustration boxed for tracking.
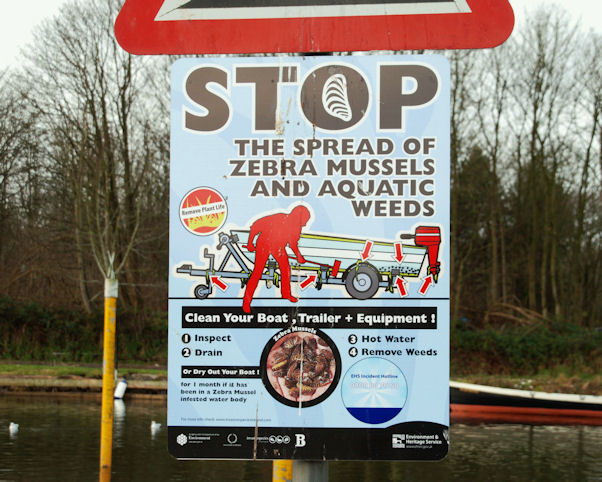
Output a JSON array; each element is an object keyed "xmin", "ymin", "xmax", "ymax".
[{"xmin": 242, "ymin": 205, "xmax": 311, "ymax": 313}]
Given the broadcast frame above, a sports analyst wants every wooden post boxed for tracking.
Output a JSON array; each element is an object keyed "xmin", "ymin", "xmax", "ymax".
[{"xmin": 99, "ymin": 274, "xmax": 118, "ymax": 481}]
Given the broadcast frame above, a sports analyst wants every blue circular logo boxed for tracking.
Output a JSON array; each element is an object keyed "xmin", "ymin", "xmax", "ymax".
[{"xmin": 340, "ymin": 358, "xmax": 407, "ymax": 424}]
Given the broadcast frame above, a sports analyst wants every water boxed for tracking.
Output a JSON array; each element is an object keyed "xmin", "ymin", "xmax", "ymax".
[{"xmin": 1, "ymin": 395, "xmax": 601, "ymax": 481}]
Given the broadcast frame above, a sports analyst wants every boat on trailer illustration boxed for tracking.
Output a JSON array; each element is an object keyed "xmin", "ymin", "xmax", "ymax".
[{"xmin": 176, "ymin": 225, "xmax": 442, "ymax": 300}]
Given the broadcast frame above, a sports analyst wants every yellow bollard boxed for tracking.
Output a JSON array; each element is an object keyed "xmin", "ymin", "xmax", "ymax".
[
  {"xmin": 273, "ymin": 460, "xmax": 293, "ymax": 482},
  {"xmin": 99, "ymin": 277, "xmax": 118, "ymax": 482}
]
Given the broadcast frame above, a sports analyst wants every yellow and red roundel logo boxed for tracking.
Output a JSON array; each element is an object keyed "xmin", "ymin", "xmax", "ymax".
[{"xmin": 179, "ymin": 187, "xmax": 227, "ymax": 236}]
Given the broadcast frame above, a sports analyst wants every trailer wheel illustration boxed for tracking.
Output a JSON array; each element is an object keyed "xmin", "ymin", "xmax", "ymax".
[
  {"xmin": 194, "ymin": 284, "xmax": 210, "ymax": 299},
  {"xmin": 344, "ymin": 263, "xmax": 380, "ymax": 300}
]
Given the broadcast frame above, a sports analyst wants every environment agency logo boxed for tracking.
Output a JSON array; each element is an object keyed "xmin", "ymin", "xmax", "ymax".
[{"xmin": 177, "ymin": 433, "xmax": 188, "ymax": 446}]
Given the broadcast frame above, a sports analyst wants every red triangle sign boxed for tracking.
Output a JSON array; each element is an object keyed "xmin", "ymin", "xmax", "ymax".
[{"xmin": 115, "ymin": 0, "xmax": 514, "ymax": 55}]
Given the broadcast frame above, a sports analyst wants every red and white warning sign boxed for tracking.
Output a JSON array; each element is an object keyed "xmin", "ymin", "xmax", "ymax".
[{"xmin": 115, "ymin": 0, "xmax": 514, "ymax": 54}]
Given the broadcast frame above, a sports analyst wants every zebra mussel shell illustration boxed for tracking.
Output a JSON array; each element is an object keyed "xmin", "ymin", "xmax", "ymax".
[{"xmin": 321, "ymin": 73, "xmax": 352, "ymax": 122}]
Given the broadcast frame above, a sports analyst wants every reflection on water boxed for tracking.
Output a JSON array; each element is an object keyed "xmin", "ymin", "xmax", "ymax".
[
  {"xmin": 1, "ymin": 395, "xmax": 601, "ymax": 481},
  {"xmin": 331, "ymin": 424, "xmax": 602, "ymax": 482}
]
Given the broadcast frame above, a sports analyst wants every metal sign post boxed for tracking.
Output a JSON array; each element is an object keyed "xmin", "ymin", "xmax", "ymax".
[
  {"xmin": 293, "ymin": 460, "xmax": 328, "ymax": 482},
  {"xmin": 167, "ymin": 54, "xmax": 450, "ymax": 464}
]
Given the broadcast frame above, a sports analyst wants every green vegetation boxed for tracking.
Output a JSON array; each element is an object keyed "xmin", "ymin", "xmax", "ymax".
[
  {"xmin": 450, "ymin": 318, "xmax": 602, "ymax": 394},
  {"xmin": 2, "ymin": 296, "xmax": 601, "ymax": 394},
  {"xmin": 0, "ymin": 363, "xmax": 165, "ymax": 380},
  {"xmin": 0, "ymin": 296, "xmax": 166, "ymax": 363},
  {"xmin": 452, "ymin": 319, "xmax": 602, "ymax": 376},
  {"xmin": 0, "ymin": 363, "xmax": 103, "ymax": 378}
]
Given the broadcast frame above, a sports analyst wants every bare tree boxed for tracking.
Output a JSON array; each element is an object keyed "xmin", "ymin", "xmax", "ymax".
[
  {"xmin": 506, "ymin": 7, "xmax": 580, "ymax": 315},
  {"xmin": 447, "ymin": 49, "xmax": 480, "ymax": 320},
  {"xmin": 0, "ymin": 70, "xmax": 46, "ymax": 296},
  {"xmin": 471, "ymin": 42, "xmax": 513, "ymax": 311},
  {"xmin": 19, "ymin": 0, "xmax": 169, "ymax": 311},
  {"xmin": 570, "ymin": 33, "xmax": 602, "ymax": 326}
]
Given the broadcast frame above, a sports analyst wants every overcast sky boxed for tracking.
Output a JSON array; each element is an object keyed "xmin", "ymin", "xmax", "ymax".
[{"xmin": 0, "ymin": 0, "xmax": 600, "ymax": 70}]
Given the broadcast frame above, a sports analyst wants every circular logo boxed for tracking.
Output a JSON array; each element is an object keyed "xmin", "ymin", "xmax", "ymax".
[
  {"xmin": 340, "ymin": 357, "xmax": 408, "ymax": 424},
  {"xmin": 227, "ymin": 433, "xmax": 237, "ymax": 444},
  {"xmin": 179, "ymin": 187, "xmax": 227, "ymax": 236},
  {"xmin": 260, "ymin": 328, "xmax": 341, "ymax": 408}
]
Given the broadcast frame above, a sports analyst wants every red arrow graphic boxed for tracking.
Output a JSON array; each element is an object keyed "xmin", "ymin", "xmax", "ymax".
[
  {"xmin": 332, "ymin": 260, "xmax": 341, "ymax": 278},
  {"xmin": 360, "ymin": 240, "xmax": 373, "ymax": 261},
  {"xmin": 394, "ymin": 242, "xmax": 405, "ymax": 263},
  {"xmin": 395, "ymin": 277, "xmax": 408, "ymax": 298},
  {"xmin": 419, "ymin": 275, "xmax": 434, "ymax": 296},
  {"xmin": 210, "ymin": 276, "xmax": 228, "ymax": 292},
  {"xmin": 300, "ymin": 274, "xmax": 317, "ymax": 290}
]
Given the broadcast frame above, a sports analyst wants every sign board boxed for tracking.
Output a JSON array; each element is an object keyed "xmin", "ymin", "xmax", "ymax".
[
  {"xmin": 168, "ymin": 54, "xmax": 450, "ymax": 460},
  {"xmin": 115, "ymin": 0, "xmax": 514, "ymax": 54}
]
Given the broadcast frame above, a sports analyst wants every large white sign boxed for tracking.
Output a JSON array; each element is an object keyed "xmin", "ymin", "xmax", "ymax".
[{"xmin": 168, "ymin": 55, "xmax": 450, "ymax": 460}]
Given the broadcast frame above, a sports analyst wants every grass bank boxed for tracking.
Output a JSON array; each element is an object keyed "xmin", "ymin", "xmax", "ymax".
[
  {"xmin": 0, "ymin": 296, "xmax": 166, "ymax": 363},
  {"xmin": 1, "ymin": 362, "xmax": 598, "ymax": 395},
  {"xmin": 0, "ymin": 362, "xmax": 166, "ymax": 380},
  {"xmin": 451, "ymin": 319, "xmax": 602, "ymax": 376},
  {"xmin": 1, "ymin": 297, "xmax": 600, "ymax": 394}
]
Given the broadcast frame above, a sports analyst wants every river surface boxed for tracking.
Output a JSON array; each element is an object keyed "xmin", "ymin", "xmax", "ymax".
[{"xmin": 1, "ymin": 395, "xmax": 601, "ymax": 481}]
